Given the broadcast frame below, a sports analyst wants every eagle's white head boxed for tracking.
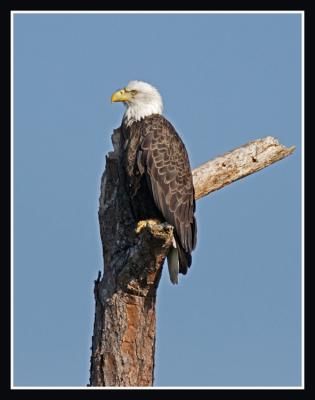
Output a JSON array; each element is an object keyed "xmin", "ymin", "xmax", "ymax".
[{"xmin": 111, "ymin": 80, "xmax": 163, "ymax": 126}]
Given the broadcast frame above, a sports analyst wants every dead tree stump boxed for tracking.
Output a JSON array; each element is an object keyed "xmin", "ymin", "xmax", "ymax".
[{"xmin": 89, "ymin": 129, "xmax": 295, "ymax": 387}]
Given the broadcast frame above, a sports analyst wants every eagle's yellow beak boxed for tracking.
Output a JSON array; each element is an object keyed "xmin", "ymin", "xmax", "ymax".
[{"xmin": 111, "ymin": 88, "xmax": 131, "ymax": 103}]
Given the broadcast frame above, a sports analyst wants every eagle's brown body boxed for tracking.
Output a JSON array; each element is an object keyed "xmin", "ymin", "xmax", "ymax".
[{"xmin": 120, "ymin": 113, "xmax": 197, "ymax": 274}]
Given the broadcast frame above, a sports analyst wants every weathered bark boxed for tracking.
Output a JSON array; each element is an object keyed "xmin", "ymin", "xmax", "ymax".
[
  {"xmin": 89, "ymin": 131, "xmax": 295, "ymax": 387},
  {"xmin": 193, "ymin": 136, "xmax": 295, "ymax": 200}
]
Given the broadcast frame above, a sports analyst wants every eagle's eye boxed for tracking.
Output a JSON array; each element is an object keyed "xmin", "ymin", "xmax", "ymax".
[{"xmin": 130, "ymin": 90, "xmax": 137, "ymax": 96}]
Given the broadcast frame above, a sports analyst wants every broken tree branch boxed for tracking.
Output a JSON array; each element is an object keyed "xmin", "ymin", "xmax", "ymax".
[
  {"xmin": 193, "ymin": 136, "xmax": 295, "ymax": 200},
  {"xmin": 89, "ymin": 131, "xmax": 295, "ymax": 387}
]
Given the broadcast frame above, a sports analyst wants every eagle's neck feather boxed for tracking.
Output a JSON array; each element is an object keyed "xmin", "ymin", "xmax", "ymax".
[{"xmin": 124, "ymin": 99, "xmax": 163, "ymax": 127}]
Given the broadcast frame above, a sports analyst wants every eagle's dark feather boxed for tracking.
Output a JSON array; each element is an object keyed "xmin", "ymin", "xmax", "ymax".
[{"xmin": 121, "ymin": 114, "xmax": 197, "ymax": 274}]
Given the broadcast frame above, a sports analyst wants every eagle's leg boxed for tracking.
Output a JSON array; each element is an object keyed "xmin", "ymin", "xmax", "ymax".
[{"xmin": 135, "ymin": 219, "xmax": 161, "ymax": 234}]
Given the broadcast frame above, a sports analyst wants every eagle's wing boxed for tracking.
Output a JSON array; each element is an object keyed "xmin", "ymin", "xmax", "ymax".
[{"xmin": 138, "ymin": 115, "xmax": 197, "ymax": 273}]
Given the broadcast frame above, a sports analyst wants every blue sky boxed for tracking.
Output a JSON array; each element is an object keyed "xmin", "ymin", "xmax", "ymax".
[{"xmin": 13, "ymin": 12, "xmax": 302, "ymax": 387}]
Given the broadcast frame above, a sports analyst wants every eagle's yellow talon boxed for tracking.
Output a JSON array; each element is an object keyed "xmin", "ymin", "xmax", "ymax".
[
  {"xmin": 135, "ymin": 220, "xmax": 148, "ymax": 234},
  {"xmin": 135, "ymin": 219, "xmax": 160, "ymax": 234}
]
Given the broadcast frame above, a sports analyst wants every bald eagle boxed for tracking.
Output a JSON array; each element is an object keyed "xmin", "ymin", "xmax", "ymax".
[{"xmin": 111, "ymin": 81, "xmax": 197, "ymax": 284}]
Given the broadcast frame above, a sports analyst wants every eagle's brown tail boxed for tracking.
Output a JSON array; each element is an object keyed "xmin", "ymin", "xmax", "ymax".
[
  {"xmin": 167, "ymin": 237, "xmax": 192, "ymax": 284},
  {"xmin": 167, "ymin": 246, "xmax": 179, "ymax": 284}
]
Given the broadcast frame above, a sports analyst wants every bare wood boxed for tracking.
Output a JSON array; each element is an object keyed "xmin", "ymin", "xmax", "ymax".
[
  {"xmin": 89, "ymin": 130, "xmax": 295, "ymax": 387},
  {"xmin": 193, "ymin": 136, "xmax": 295, "ymax": 200}
]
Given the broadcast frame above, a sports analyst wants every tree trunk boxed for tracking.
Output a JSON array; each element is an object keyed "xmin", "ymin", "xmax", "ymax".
[{"xmin": 89, "ymin": 129, "xmax": 295, "ymax": 387}]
